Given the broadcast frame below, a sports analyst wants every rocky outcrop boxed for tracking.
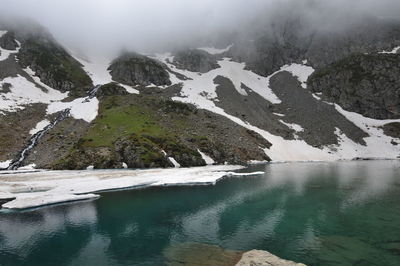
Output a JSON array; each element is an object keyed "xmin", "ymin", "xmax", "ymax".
[
  {"xmin": 164, "ymin": 242, "xmax": 243, "ymax": 266},
  {"xmin": 96, "ymin": 82, "xmax": 128, "ymax": 97},
  {"xmin": 163, "ymin": 243, "xmax": 306, "ymax": 266},
  {"xmin": 34, "ymin": 93, "xmax": 270, "ymax": 170},
  {"xmin": 381, "ymin": 122, "xmax": 400, "ymax": 139},
  {"xmin": 109, "ymin": 52, "xmax": 171, "ymax": 87},
  {"xmin": 17, "ymin": 37, "xmax": 92, "ymax": 97},
  {"xmin": 0, "ymin": 31, "xmax": 18, "ymax": 50},
  {"xmin": 308, "ymin": 53, "xmax": 400, "ymax": 119},
  {"xmin": 173, "ymin": 49, "xmax": 219, "ymax": 73},
  {"xmin": 236, "ymin": 250, "xmax": 306, "ymax": 266}
]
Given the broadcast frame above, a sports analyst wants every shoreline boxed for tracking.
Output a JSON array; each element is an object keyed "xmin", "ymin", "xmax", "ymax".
[
  {"xmin": 1, "ymin": 159, "xmax": 399, "ymax": 211},
  {"xmin": 0, "ymin": 165, "xmax": 248, "ymax": 211}
]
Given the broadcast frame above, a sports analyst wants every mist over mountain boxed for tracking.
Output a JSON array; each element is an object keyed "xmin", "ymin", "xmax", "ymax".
[{"xmin": 1, "ymin": 0, "xmax": 400, "ymax": 56}]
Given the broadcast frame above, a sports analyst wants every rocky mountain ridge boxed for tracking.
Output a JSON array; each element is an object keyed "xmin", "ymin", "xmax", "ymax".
[{"xmin": 0, "ymin": 17, "xmax": 399, "ymax": 170}]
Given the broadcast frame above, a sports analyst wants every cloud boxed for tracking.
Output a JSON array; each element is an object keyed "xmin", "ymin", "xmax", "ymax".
[{"xmin": 0, "ymin": 0, "xmax": 399, "ymax": 55}]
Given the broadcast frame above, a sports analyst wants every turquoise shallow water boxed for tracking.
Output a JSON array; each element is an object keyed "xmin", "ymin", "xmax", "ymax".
[{"xmin": 0, "ymin": 160, "xmax": 400, "ymax": 266}]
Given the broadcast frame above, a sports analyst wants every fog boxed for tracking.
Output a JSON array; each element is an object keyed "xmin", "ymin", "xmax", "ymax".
[{"xmin": 1, "ymin": 0, "xmax": 400, "ymax": 55}]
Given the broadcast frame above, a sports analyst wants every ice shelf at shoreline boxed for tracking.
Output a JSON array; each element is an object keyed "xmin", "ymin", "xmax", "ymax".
[{"xmin": 0, "ymin": 165, "xmax": 252, "ymax": 210}]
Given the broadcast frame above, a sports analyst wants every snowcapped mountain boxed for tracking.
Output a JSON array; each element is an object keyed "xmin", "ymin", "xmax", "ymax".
[{"xmin": 0, "ymin": 17, "xmax": 399, "ymax": 170}]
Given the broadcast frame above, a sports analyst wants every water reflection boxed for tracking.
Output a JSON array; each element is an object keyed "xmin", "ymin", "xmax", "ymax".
[{"xmin": 0, "ymin": 160, "xmax": 399, "ymax": 265}]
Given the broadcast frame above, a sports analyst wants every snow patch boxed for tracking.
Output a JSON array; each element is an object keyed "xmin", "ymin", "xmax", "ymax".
[
  {"xmin": 18, "ymin": 164, "xmax": 36, "ymax": 170},
  {"xmin": 29, "ymin": 119, "xmax": 50, "ymax": 135},
  {"xmin": 198, "ymin": 149, "xmax": 215, "ymax": 165},
  {"xmin": 155, "ymin": 55, "xmax": 281, "ymax": 104},
  {"xmin": 118, "ymin": 83, "xmax": 139, "ymax": 94},
  {"xmin": 280, "ymin": 63, "xmax": 315, "ymax": 88},
  {"xmin": 168, "ymin": 157, "xmax": 181, "ymax": 168},
  {"xmin": 0, "ymin": 160, "xmax": 11, "ymax": 169},
  {"xmin": 279, "ymin": 120, "xmax": 304, "ymax": 133},
  {"xmin": 197, "ymin": 44, "xmax": 233, "ymax": 55},
  {"xmin": 0, "ymin": 75, "xmax": 68, "ymax": 113},
  {"xmin": 47, "ymin": 96, "xmax": 99, "ymax": 123},
  {"xmin": 273, "ymin": 113, "xmax": 285, "ymax": 117},
  {"xmin": 380, "ymin": 46, "xmax": 400, "ymax": 54}
]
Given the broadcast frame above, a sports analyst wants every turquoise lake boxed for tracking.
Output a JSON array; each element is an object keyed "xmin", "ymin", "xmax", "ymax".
[{"xmin": 0, "ymin": 160, "xmax": 400, "ymax": 265}]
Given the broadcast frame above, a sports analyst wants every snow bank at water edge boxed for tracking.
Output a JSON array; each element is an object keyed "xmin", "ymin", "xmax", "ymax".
[
  {"xmin": 2, "ymin": 194, "xmax": 100, "ymax": 210},
  {"xmin": 0, "ymin": 165, "xmax": 264, "ymax": 210}
]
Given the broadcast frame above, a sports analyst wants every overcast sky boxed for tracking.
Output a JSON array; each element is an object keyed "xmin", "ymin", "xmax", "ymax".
[{"xmin": 1, "ymin": 0, "xmax": 400, "ymax": 55}]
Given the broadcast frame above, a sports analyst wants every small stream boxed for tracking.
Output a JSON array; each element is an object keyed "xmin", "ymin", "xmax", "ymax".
[{"xmin": 5, "ymin": 86, "xmax": 100, "ymax": 170}]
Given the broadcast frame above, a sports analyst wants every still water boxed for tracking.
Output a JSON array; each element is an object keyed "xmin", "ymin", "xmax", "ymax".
[{"xmin": 0, "ymin": 161, "xmax": 399, "ymax": 266}]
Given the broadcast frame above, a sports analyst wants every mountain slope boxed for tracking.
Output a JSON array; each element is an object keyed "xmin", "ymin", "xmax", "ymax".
[{"xmin": 0, "ymin": 17, "xmax": 399, "ymax": 170}]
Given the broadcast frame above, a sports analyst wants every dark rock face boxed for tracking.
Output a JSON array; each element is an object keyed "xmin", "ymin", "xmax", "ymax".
[
  {"xmin": 229, "ymin": 17, "xmax": 400, "ymax": 77},
  {"xmin": 0, "ymin": 31, "xmax": 18, "ymax": 50},
  {"xmin": 270, "ymin": 71, "xmax": 368, "ymax": 147},
  {"xmin": 97, "ymin": 83, "xmax": 128, "ymax": 97},
  {"xmin": 173, "ymin": 49, "xmax": 219, "ymax": 73},
  {"xmin": 17, "ymin": 38, "xmax": 92, "ymax": 96},
  {"xmin": 382, "ymin": 122, "xmax": 400, "ymax": 139},
  {"xmin": 308, "ymin": 54, "xmax": 400, "ymax": 119},
  {"xmin": 109, "ymin": 52, "xmax": 171, "ymax": 87},
  {"xmin": 213, "ymin": 75, "xmax": 294, "ymax": 139},
  {"xmin": 214, "ymin": 72, "xmax": 368, "ymax": 148}
]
